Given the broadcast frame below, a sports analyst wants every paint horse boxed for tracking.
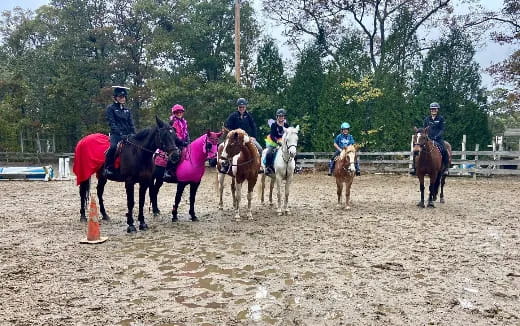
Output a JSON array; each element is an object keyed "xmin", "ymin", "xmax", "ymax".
[
  {"xmin": 260, "ymin": 126, "xmax": 300, "ymax": 215},
  {"xmin": 73, "ymin": 117, "xmax": 179, "ymax": 232},
  {"xmin": 333, "ymin": 144, "xmax": 360, "ymax": 210},
  {"xmin": 413, "ymin": 127, "xmax": 452, "ymax": 208},
  {"xmin": 217, "ymin": 129, "xmax": 261, "ymax": 220},
  {"xmin": 149, "ymin": 130, "xmax": 223, "ymax": 222}
]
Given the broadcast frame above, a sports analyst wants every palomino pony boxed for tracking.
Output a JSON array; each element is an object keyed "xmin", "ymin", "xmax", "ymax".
[
  {"xmin": 260, "ymin": 126, "xmax": 300, "ymax": 215},
  {"xmin": 413, "ymin": 127, "xmax": 452, "ymax": 208},
  {"xmin": 217, "ymin": 129, "xmax": 261, "ymax": 220},
  {"xmin": 73, "ymin": 117, "xmax": 179, "ymax": 232},
  {"xmin": 333, "ymin": 144, "xmax": 360, "ymax": 210},
  {"xmin": 149, "ymin": 130, "xmax": 223, "ymax": 222}
]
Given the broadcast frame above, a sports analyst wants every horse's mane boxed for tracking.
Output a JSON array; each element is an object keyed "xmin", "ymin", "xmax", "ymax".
[
  {"xmin": 133, "ymin": 127, "xmax": 153, "ymax": 141},
  {"xmin": 339, "ymin": 145, "xmax": 356, "ymax": 160}
]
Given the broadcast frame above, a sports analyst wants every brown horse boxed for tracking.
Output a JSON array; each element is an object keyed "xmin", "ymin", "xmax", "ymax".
[
  {"xmin": 333, "ymin": 144, "xmax": 359, "ymax": 210},
  {"xmin": 413, "ymin": 127, "xmax": 452, "ymax": 208},
  {"xmin": 217, "ymin": 129, "xmax": 261, "ymax": 220}
]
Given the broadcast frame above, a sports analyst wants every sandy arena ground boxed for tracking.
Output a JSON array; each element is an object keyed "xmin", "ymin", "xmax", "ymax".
[{"xmin": 1, "ymin": 170, "xmax": 519, "ymax": 325}]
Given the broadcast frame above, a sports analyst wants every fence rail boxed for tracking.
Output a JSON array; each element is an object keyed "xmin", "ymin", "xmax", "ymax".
[{"xmin": 1, "ymin": 149, "xmax": 520, "ymax": 177}]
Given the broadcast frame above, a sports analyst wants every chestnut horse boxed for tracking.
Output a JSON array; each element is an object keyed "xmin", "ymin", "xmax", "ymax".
[
  {"xmin": 333, "ymin": 144, "xmax": 359, "ymax": 210},
  {"xmin": 260, "ymin": 126, "xmax": 299, "ymax": 215},
  {"xmin": 149, "ymin": 130, "xmax": 223, "ymax": 222},
  {"xmin": 217, "ymin": 129, "xmax": 261, "ymax": 220},
  {"xmin": 73, "ymin": 117, "xmax": 179, "ymax": 232},
  {"xmin": 413, "ymin": 127, "xmax": 452, "ymax": 208}
]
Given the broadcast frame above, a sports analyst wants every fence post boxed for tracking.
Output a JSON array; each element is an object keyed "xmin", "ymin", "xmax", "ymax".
[
  {"xmin": 473, "ymin": 144, "xmax": 479, "ymax": 180},
  {"xmin": 461, "ymin": 134, "xmax": 466, "ymax": 161}
]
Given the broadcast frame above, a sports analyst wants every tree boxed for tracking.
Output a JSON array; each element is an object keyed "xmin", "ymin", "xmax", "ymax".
[{"xmin": 262, "ymin": 0, "xmax": 454, "ymax": 73}]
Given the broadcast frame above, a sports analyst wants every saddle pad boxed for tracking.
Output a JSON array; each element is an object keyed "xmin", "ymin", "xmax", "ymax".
[{"xmin": 73, "ymin": 133, "xmax": 109, "ymax": 185}]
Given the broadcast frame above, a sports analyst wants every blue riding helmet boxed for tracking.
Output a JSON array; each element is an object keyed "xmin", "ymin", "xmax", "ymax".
[{"xmin": 340, "ymin": 122, "xmax": 351, "ymax": 129}]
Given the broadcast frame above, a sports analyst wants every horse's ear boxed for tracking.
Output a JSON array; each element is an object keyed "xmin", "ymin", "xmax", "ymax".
[
  {"xmin": 354, "ymin": 144, "xmax": 361, "ymax": 151},
  {"xmin": 413, "ymin": 126, "xmax": 418, "ymax": 133},
  {"xmin": 243, "ymin": 134, "xmax": 250, "ymax": 144},
  {"xmin": 156, "ymin": 115, "xmax": 165, "ymax": 127},
  {"xmin": 295, "ymin": 125, "xmax": 300, "ymax": 133},
  {"xmin": 222, "ymin": 126, "xmax": 229, "ymax": 134},
  {"xmin": 206, "ymin": 129, "xmax": 211, "ymax": 136}
]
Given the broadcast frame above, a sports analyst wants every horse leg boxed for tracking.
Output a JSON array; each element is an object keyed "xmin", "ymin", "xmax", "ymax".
[
  {"xmin": 125, "ymin": 182, "xmax": 137, "ymax": 233},
  {"xmin": 284, "ymin": 174, "xmax": 293, "ymax": 215},
  {"xmin": 79, "ymin": 179, "xmax": 90, "ymax": 222},
  {"xmin": 275, "ymin": 175, "xmax": 283, "ymax": 216},
  {"xmin": 345, "ymin": 177, "xmax": 352, "ymax": 210},
  {"xmin": 231, "ymin": 178, "xmax": 237, "ymax": 210},
  {"xmin": 150, "ymin": 176, "xmax": 164, "ymax": 216},
  {"xmin": 137, "ymin": 183, "xmax": 149, "ymax": 230},
  {"xmin": 172, "ymin": 182, "xmax": 187, "ymax": 222},
  {"xmin": 427, "ymin": 174, "xmax": 437, "ymax": 208},
  {"xmin": 439, "ymin": 174, "xmax": 446, "ymax": 203},
  {"xmin": 260, "ymin": 173, "xmax": 266, "ymax": 204},
  {"xmin": 234, "ymin": 181, "xmax": 242, "ymax": 220},
  {"xmin": 246, "ymin": 181, "xmax": 255, "ymax": 220},
  {"xmin": 217, "ymin": 173, "xmax": 225, "ymax": 210},
  {"xmin": 188, "ymin": 182, "xmax": 201, "ymax": 221},
  {"xmin": 269, "ymin": 176, "xmax": 275, "ymax": 206},
  {"xmin": 417, "ymin": 175, "xmax": 425, "ymax": 208},
  {"xmin": 336, "ymin": 178, "xmax": 343, "ymax": 208},
  {"xmin": 97, "ymin": 176, "xmax": 110, "ymax": 221},
  {"xmin": 432, "ymin": 173, "xmax": 442, "ymax": 202}
]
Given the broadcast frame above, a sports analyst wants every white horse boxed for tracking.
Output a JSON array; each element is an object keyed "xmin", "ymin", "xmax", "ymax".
[{"xmin": 260, "ymin": 126, "xmax": 299, "ymax": 215}]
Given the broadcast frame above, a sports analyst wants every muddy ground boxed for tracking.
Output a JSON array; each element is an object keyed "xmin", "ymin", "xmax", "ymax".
[{"xmin": 1, "ymin": 170, "xmax": 519, "ymax": 325}]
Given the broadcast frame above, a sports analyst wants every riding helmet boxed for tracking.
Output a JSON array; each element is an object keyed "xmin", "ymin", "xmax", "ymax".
[
  {"xmin": 112, "ymin": 85, "xmax": 129, "ymax": 97},
  {"xmin": 171, "ymin": 104, "xmax": 185, "ymax": 113},
  {"xmin": 236, "ymin": 98, "xmax": 248, "ymax": 106},
  {"xmin": 340, "ymin": 122, "xmax": 351, "ymax": 129},
  {"xmin": 429, "ymin": 102, "xmax": 440, "ymax": 110},
  {"xmin": 276, "ymin": 109, "xmax": 287, "ymax": 117}
]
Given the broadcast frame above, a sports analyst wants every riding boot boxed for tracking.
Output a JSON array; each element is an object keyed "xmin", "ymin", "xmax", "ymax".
[
  {"xmin": 265, "ymin": 148, "xmax": 274, "ymax": 174},
  {"xmin": 104, "ymin": 146, "xmax": 117, "ymax": 177},
  {"xmin": 328, "ymin": 159, "xmax": 335, "ymax": 176},
  {"xmin": 442, "ymin": 151, "xmax": 450, "ymax": 175},
  {"xmin": 355, "ymin": 161, "xmax": 361, "ymax": 176}
]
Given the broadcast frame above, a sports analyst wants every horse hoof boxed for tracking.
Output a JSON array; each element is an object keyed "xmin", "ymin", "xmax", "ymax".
[
  {"xmin": 153, "ymin": 210, "xmax": 161, "ymax": 217},
  {"xmin": 427, "ymin": 202, "xmax": 435, "ymax": 208},
  {"xmin": 440, "ymin": 198, "xmax": 445, "ymax": 203},
  {"xmin": 416, "ymin": 202, "xmax": 425, "ymax": 208},
  {"xmin": 139, "ymin": 223, "xmax": 148, "ymax": 231},
  {"xmin": 127, "ymin": 225, "xmax": 137, "ymax": 233},
  {"xmin": 345, "ymin": 206, "xmax": 351, "ymax": 210},
  {"xmin": 191, "ymin": 216, "xmax": 198, "ymax": 222},
  {"xmin": 247, "ymin": 213, "xmax": 253, "ymax": 220},
  {"xmin": 101, "ymin": 215, "xmax": 110, "ymax": 221},
  {"xmin": 277, "ymin": 211, "xmax": 283, "ymax": 216},
  {"xmin": 171, "ymin": 217, "xmax": 178, "ymax": 222},
  {"xmin": 80, "ymin": 216, "xmax": 87, "ymax": 223}
]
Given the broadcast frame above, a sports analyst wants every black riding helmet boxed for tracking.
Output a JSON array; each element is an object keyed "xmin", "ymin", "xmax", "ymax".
[
  {"xmin": 113, "ymin": 86, "xmax": 129, "ymax": 97},
  {"xmin": 276, "ymin": 109, "xmax": 287, "ymax": 116},
  {"xmin": 236, "ymin": 97, "xmax": 248, "ymax": 106}
]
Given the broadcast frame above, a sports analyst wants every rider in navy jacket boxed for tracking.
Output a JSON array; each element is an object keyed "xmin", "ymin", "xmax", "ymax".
[{"xmin": 104, "ymin": 86, "xmax": 135, "ymax": 177}]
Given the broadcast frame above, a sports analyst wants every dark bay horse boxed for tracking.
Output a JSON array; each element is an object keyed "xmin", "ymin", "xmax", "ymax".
[
  {"xmin": 149, "ymin": 130, "xmax": 223, "ymax": 222},
  {"xmin": 413, "ymin": 127, "xmax": 452, "ymax": 208},
  {"xmin": 217, "ymin": 129, "xmax": 261, "ymax": 220},
  {"xmin": 73, "ymin": 117, "xmax": 179, "ymax": 232},
  {"xmin": 333, "ymin": 144, "xmax": 359, "ymax": 210}
]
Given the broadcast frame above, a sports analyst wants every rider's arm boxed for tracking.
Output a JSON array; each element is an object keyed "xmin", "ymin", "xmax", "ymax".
[
  {"xmin": 248, "ymin": 114, "xmax": 258, "ymax": 139},
  {"xmin": 106, "ymin": 106, "xmax": 121, "ymax": 136}
]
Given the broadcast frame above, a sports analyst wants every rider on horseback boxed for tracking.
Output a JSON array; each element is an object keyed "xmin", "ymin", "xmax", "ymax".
[
  {"xmin": 104, "ymin": 86, "xmax": 135, "ymax": 178},
  {"xmin": 264, "ymin": 109, "xmax": 289, "ymax": 175},
  {"xmin": 410, "ymin": 102, "xmax": 450, "ymax": 175},
  {"xmin": 328, "ymin": 122, "xmax": 361, "ymax": 176},
  {"xmin": 162, "ymin": 104, "xmax": 190, "ymax": 181}
]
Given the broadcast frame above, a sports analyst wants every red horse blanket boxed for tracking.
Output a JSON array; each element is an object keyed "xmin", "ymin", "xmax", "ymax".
[{"xmin": 73, "ymin": 133, "xmax": 110, "ymax": 185}]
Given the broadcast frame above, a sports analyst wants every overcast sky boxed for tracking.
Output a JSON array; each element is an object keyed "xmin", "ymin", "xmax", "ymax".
[{"xmin": 1, "ymin": 0, "xmax": 516, "ymax": 89}]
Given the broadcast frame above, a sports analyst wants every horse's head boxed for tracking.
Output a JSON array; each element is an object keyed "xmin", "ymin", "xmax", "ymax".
[
  {"xmin": 340, "ymin": 144, "xmax": 358, "ymax": 172},
  {"xmin": 218, "ymin": 129, "xmax": 249, "ymax": 172},
  {"xmin": 282, "ymin": 125, "xmax": 299, "ymax": 159},
  {"xmin": 155, "ymin": 116, "xmax": 180, "ymax": 163},
  {"xmin": 204, "ymin": 130, "xmax": 223, "ymax": 159},
  {"xmin": 413, "ymin": 127, "xmax": 429, "ymax": 156}
]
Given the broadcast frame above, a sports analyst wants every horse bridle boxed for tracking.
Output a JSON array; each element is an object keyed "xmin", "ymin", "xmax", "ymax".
[
  {"xmin": 281, "ymin": 137, "xmax": 297, "ymax": 164},
  {"xmin": 413, "ymin": 134, "xmax": 434, "ymax": 154},
  {"xmin": 126, "ymin": 126, "xmax": 177, "ymax": 155}
]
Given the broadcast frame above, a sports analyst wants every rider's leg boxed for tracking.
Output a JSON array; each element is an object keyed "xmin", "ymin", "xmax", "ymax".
[
  {"xmin": 104, "ymin": 134, "xmax": 121, "ymax": 176},
  {"xmin": 355, "ymin": 159, "xmax": 361, "ymax": 176},
  {"xmin": 328, "ymin": 150, "xmax": 340, "ymax": 176},
  {"xmin": 265, "ymin": 146, "xmax": 274, "ymax": 174}
]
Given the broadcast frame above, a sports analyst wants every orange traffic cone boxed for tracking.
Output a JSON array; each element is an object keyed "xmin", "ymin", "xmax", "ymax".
[{"xmin": 80, "ymin": 194, "xmax": 108, "ymax": 244}]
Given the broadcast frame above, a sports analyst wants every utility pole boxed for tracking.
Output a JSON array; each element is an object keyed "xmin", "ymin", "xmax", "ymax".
[{"xmin": 234, "ymin": 0, "xmax": 240, "ymax": 85}]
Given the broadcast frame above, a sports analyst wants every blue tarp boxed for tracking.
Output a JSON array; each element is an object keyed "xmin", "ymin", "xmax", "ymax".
[{"xmin": 0, "ymin": 166, "xmax": 54, "ymax": 181}]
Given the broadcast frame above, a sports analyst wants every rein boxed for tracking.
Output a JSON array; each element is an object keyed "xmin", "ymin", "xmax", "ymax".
[{"xmin": 126, "ymin": 126, "xmax": 175, "ymax": 154}]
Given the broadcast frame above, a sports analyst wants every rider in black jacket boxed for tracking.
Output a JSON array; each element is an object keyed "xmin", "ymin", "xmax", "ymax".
[
  {"xmin": 224, "ymin": 98, "xmax": 262, "ymax": 154},
  {"xmin": 104, "ymin": 86, "xmax": 135, "ymax": 177}
]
